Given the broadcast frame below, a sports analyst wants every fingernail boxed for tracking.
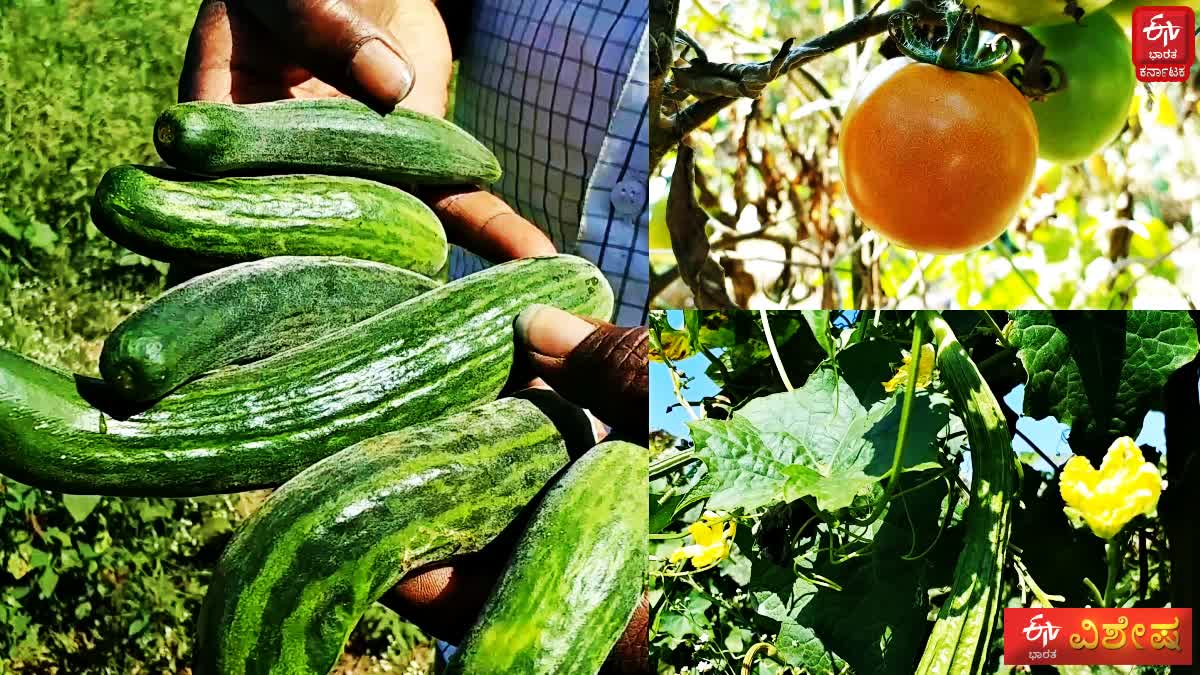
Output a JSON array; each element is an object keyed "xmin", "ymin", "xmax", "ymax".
[
  {"xmin": 515, "ymin": 304, "xmax": 598, "ymax": 357},
  {"xmin": 350, "ymin": 38, "xmax": 415, "ymax": 111}
]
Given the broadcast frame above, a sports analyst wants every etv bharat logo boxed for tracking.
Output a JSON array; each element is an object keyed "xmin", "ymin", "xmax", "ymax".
[
  {"xmin": 1022, "ymin": 613, "xmax": 1064, "ymax": 660},
  {"xmin": 1142, "ymin": 13, "xmax": 1182, "ymax": 53},
  {"xmin": 1131, "ymin": 6, "xmax": 1195, "ymax": 83}
]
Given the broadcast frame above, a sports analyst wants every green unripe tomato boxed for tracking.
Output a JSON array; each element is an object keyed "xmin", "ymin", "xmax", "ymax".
[
  {"xmin": 1021, "ymin": 12, "xmax": 1135, "ymax": 164},
  {"xmin": 974, "ymin": 0, "xmax": 1115, "ymax": 26}
]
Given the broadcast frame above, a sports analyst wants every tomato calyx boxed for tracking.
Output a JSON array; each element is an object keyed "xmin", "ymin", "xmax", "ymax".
[
  {"xmin": 1005, "ymin": 56, "xmax": 1069, "ymax": 100},
  {"xmin": 889, "ymin": 3, "xmax": 1013, "ymax": 73}
]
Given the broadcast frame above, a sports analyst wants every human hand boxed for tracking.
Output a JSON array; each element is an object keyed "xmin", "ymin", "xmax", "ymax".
[
  {"xmin": 384, "ymin": 306, "xmax": 649, "ymax": 671},
  {"xmin": 178, "ymin": 0, "xmax": 556, "ymax": 262}
]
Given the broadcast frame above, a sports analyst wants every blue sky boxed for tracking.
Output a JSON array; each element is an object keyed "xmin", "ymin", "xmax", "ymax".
[{"xmin": 650, "ymin": 311, "xmax": 1168, "ymax": 472}]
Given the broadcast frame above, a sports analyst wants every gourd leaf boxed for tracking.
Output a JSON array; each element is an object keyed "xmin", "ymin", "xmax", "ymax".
[
  {"xmin": 690, "ymin": 368, "xmax": 949, "ymax": 514},
  {"xmin": 802, "ymin": 310, "xmax": 835, "ymax": 359},
  {"xmin": 746, "ymin": 474, "xmax": 954, "ymax": 674},
  {"xmin": 1007, "ymin": 310, "xmax": 1198, "ymax": 457}
]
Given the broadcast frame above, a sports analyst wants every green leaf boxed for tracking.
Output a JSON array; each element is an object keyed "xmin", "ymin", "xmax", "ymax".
[
  {"xmin": 61, "ymin": 494, "xmax": 102, "ymax": 523},
  {"xmin": 0, "ymin": 210, "xmax": 19, "ymax": 240},
  {"xmin": 747, "ymin": 473, "xmax": 957, "ymax": 675},
  {"xmin": 1008, "ymin": 311, "xmax": 1199, "ymax": 455},
  {"xmin": 6, "ymin": 551, "xmax": 31, "ymax": 580},
  {"xmin": 803, "ymin": 311, "xmax": 835, "ymax": 358},
  {"xmin": 836, "ymin": 339, "xmax": 905, "ymax": 405},
  {"xmin": 691, "ymin": 369, "xmax": 949, "ymax": 513},
  {"xmin": 27, "ymin": 547, "xmax": 50, "ymax": 570},
  {"xmin": 128, "ymin": 615, "xmax": 150, "ymax": 636},
  {"xmin": 36, "ymin": 567, "xmax": 58, "ymax": 598},
  {"xmin": 777, "ymin": 618, "xmax": 842, "ymax": 672},
  {"xmin": 23, "ymin": 219, "xmax": 57, "ymax": 253},
  {"xmin": 691, "ymin": 416, "xmax": 803, "ymax": 514}
]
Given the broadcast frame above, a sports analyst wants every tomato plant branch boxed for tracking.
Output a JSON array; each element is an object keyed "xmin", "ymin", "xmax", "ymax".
[
  {"xmin": 652, "ymin": 0, "xmax": 912, "ymax": 173},
  {"xmin": 995, "ymin": 243, "xmax": 1051, "ymax": 307}
]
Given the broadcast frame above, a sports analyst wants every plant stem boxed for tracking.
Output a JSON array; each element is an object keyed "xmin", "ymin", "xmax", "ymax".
[
  {"xmin": 1083, "ymin": 577, "xmax": 1105, "ymax": 607},
  {"xmin": 741, "ymin": 642, "xmax": 778, "ymax": 675},
  {"xmin": 1102, "ymin": 531, "xmax": 1127, "ymax": 608},
  {"xmin": 651, "ymin": 448, "xmax": 697, "ymax": 477},
  {"xmin": 979, "ymin": 310, "xmax": 1010, "ymax": 348},
  {"xmin": 995, "ymin": 243, "xmax": 1051, "ymax": 308},
  {"xmin": 847, "ymin": 318, "xmax": 923, "ymax": 528},
  {"xmin": 759, "ymin": 309, "xmax": 794, "ymax": 391}
]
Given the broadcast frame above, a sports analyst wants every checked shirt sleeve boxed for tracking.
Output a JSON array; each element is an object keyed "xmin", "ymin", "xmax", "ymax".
[
  {"xmin": 448, "ymin": 0, "xmax": 649, "ymax": 326},
  {"xmin": 578, "ymin": 29, "xmax": 649, "ymax": 326}
]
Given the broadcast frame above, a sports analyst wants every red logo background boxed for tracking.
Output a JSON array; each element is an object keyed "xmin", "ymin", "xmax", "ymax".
[
  {"xmin": 1003, "ymin": 607, "xmax": 1192, "ymax": 666},
  {"xmin": 1131, "ymin": 6, "xmax": 1196, "ymax": 82}
]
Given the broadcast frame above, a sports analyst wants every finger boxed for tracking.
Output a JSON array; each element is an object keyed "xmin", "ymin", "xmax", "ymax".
[
  {"xmin": 386, "ymin": 566, "xmax": 650, "ymax": 673},
  {"xmin": 603, "ymin": 593, "xmax": 650, "ymax": 674},
  {"xmin": 514, "ymin": 305, "xmax": 649, "ymax": 437},
  {"xmin": 179, "ymin": 0, "xmax": 238, "ymax": 102},
  {"xmin": 382, "ymin": 559, "xmax": 494, "ymax": 644},
  {"xmin": 179, "ymin": 0, "xmax": 302, "ymax": 103},
  {"xmin": 241, "ymin": 0, "xmax": 415, "ymax": 113},
  {"xmin": 426, "ymin": 187, "xmax": 557, "ymax": 263}
]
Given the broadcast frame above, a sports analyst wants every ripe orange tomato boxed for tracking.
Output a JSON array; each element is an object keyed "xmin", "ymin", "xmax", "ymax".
[{"xmin": 839, "ymin": 59, "xmax": 1039, "ymax": 254}]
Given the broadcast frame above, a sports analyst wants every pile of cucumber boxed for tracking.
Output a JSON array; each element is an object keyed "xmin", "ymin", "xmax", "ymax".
[{"xmin": 0, "ymin": 99, "xmax": 646, "ymax": 674}]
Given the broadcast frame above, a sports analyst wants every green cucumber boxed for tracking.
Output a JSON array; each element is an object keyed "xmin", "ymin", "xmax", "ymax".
[
  {"xmin": 915, "ymin": 312, "xmax": 1015, "ymax": 674},
  {"xmin": 101, "ymin": 256, "xmax": 440, "ymax": 401},
  {"xmin": 448, "ymin": 440, "xmax": 648, "ymax": 675},
  {"xmin": 154, "ymin": 99, "xmax": 502, "ymax": 185},
  {"xmin": 0, "ymin": 255, "xmax": 612, "ymax": 496},
  {"xmin": 91, "ymin": 165, "xmax": 447, "ymax": 274},
  {"xmin": 195, "ymin": 397, "xmax": 570, "ymax": 675}
]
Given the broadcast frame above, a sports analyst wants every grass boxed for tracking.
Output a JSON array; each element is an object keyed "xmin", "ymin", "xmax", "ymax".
[{"xmin": 0, "ymin": 1, "xmax": 433, "ymax": 670}]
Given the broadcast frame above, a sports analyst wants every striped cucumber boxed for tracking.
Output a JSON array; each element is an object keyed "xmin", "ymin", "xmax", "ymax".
[
  {"xmin": 91, "ymin": 165, "xmax": 447, "ymax": 274},
  {"xmin": 915, "ymin": 312, "xmax": 1015, "ymax": 674},
  {"xmin": 195, "ymin": 397, "xmax": 570, "ymax": 675},
  {"xmin": 0, "ymin": 255, "xmax": 612, "ymax": 496},
  {"xmin": 447, "ymin": 440, "xmax": 648, "ymax": 675},
  {"xmin": 101, "ymin": 256, "xmax": 439, "ymax": 401},
  {"xmin": 154, "ymin": 99, "xmax": 502, "ymax": 185}
]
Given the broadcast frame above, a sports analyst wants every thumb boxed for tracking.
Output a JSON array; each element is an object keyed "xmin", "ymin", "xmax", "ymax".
[
  {"xmin": 242, "ymin": 0, "xmax": 415, "ymax": 113},
  {"xmin": 514, "ymin": 305, "xmax": 648, "ymax": 438}
]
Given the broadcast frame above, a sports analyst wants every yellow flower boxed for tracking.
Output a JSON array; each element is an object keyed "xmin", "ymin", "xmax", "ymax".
[
  {"xmin": 1060, "ymin": 437, "xmax": 1163, "ymax": 540},
  {"xmin": 669, "ymin": 511, "xmax": 736, "ymax": 568},
  {"xmin": 650, "ymin": 329, "xmax": 694, "ymax": 363},
  {"xmin": 882, "ymin": 343, "xmax": 936, "ymax": 393}
]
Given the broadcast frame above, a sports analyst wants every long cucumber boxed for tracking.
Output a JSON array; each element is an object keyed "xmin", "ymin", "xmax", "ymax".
[
  {"xmin": 0, "ymin": 255, "xmax": 612, "ymax": 496},
  {"xmin": 91, "ymin": 165, "xmax": 448, "ymax": 274},
  {"xmin": 195, "ymin": 398, "xmax": 570, "ymax": 675},
  {"xmin": 154, "ymin": 99, "xmax": 502, "ymax": 185},
  {"xmin": 448, "ymin": 440, "xmax": 648, "ymax": 675},
  {"xmin": 100, "ymin": 256, "xmax": 439, "ymax": 401}
]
